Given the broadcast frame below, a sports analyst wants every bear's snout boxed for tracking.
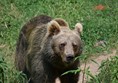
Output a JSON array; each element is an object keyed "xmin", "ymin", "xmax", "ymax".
[{"xmin": 66, "ymin": 54, "xmax": 74, "ymax": 62}]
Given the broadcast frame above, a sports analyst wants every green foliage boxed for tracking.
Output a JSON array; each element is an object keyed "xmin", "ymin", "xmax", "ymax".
[
  {"xmin": 0, "ymin": 56, "xmax": 27, "ymax": 83},
  {"xmin": 62, "ymin": 68, "xmax": 81, "ymax": 76},
  {"xmin": 87, "ymin": 56, "xmax": 118, "ymax": 83}
]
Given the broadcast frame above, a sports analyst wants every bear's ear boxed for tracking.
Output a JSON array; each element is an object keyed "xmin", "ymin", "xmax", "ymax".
[
  {"xmin": 74, "ymin": 23, "xmax": 83, "ymax": 34},
  {"xmin": 48, "ymin": 20, "xmax": 60, "ymax": 36},
  {"xmin": 54, "ymin": 18, "xmax": 69, "ymax": 27}
]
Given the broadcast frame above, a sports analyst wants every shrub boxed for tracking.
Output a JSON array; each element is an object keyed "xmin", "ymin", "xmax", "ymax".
[{"xmin": 0, "ymin": 56, "xmax": 27, "ymax": 83}]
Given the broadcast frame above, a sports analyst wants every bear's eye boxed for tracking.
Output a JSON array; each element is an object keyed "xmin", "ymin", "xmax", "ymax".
[
  {"xmin": 72, "ymin": 43, "xmax": 78, "ymax": 51},
  {"xmin": 72, "ymin": 43, "xmax": 77, "ymax": 47},
  {"xmin": 59, "ymin": 43, "xmax": 66, "ymax": 49}
]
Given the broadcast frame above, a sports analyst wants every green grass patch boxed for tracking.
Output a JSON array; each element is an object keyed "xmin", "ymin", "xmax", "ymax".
[{"xmin": 0, "ymin": 0, "xmax": 117, "ymax": 56}]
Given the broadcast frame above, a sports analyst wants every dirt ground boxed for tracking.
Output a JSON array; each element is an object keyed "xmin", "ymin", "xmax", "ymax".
[{"xmin": 55, "ymin": 50, "xmax": 117, "ymax": 83}]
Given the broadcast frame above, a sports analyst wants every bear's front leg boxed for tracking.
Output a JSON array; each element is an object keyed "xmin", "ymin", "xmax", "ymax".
[
  {"xmin": 29, "ymin": 73, "xmax": 56, "ymax": 83},
  {"xmin": 60, "ymin": 73, "xmax": 79, "ymax": 83},
  {"xmin": 30, "ymin": 62, "xmax": 56, "ymax": 83},
  {"xmin": 30, "ymin": 74, "xmax": 47, "ymax": 83}
]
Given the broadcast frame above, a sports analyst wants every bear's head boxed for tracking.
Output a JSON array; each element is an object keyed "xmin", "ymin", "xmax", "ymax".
[{"xmin": 47, "ymin": 18, "xmax": 83, "ymax": 65}]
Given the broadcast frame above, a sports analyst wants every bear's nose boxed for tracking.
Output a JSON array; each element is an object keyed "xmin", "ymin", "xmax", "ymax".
[{"xmin": 66, "ymin": 54, "xmax": 74, "ymax": 62}]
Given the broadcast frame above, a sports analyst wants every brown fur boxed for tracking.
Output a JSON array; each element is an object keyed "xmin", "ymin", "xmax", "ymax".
[{"xmin": 15, "ymin": 15, "xmax": 83, "ymax": 83}]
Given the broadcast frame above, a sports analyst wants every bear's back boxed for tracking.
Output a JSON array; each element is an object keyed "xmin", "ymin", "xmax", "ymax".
[
  {"xmin": 15, "ymin": 15, "xmax": 52, "ymax": 71},
  {"xmin": 27, "ymin": 15, "xmax": 52, "ymax": 53}
]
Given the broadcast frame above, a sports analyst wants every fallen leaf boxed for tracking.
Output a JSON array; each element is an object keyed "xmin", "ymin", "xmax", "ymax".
[{"xmin": 95, "ymin": 4, "xmax": 105, "ymax": 10}]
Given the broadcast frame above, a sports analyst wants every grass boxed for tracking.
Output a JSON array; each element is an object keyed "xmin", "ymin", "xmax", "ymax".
[{"xmin": 0, "ymin": 0, "xmax": 118, "ymax": 82}]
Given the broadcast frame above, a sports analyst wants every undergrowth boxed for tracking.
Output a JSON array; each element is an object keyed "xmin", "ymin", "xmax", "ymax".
[
  {"xmin": 87, "ymin": 56, "xmax": 118, "ymax": 83},
  {"xmin": 0, "ymin": 56, "xmax": 27, "ymax": 83}
]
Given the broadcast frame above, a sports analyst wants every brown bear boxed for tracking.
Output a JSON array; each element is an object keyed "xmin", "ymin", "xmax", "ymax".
[{"xmin": 15, "ymin": 15, "xmax": 83, "ymax": 83}]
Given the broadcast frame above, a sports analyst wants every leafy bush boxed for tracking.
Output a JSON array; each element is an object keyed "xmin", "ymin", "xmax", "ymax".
[{"xmin": 0, "ymin": 56, "xmax": 27, "ymax": 83}]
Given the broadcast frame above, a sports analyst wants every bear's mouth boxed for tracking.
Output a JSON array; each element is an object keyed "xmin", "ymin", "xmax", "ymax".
[
  {"xmin": 63, "ymin": 58, "xmax": 74, "ymax": 65},
  {"xmin": 64, "ymin": 55, "xmax": 74, "ymax": 63}
]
